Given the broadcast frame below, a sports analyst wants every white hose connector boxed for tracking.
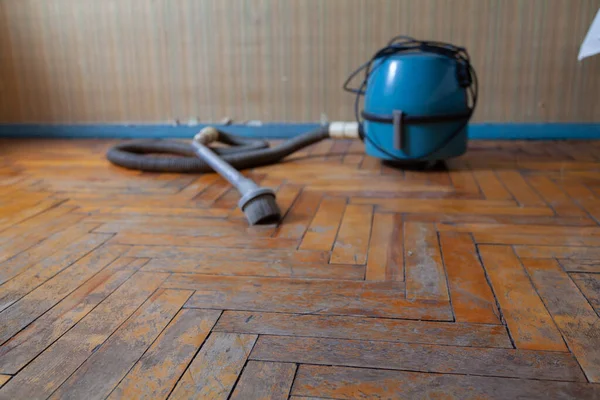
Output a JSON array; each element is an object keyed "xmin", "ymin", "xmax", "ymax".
[
  {"xmin": 328, "ymin": 122, "xmax": 360, "ymax": 139},
  {"xmin": 194, "ymin": 126, "xmax": 220, "ymax": 145}
]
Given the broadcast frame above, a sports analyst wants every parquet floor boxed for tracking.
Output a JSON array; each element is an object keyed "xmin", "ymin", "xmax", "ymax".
[{"xmin": 0, "ymin": 138, "xmax": 599, "ymax": 399}]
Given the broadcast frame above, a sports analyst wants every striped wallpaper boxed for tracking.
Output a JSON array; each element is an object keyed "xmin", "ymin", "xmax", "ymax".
[{"xmin": 0, "ymin": 0, "xmax": 598, "ymax": 124}]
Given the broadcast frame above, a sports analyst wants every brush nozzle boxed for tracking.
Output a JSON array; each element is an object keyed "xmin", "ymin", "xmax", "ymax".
[{"xmin": 241, "ymin": 193, "xmax": 281, "ymax": 225}]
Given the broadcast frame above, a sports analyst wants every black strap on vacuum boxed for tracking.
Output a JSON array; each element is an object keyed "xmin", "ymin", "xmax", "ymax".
[
  {"xmin": 362, "ymin": 109, "xmax": 474, "ymax": 151},
  {"xmin": 343, "ymin": 36, "xmax": 478, "ymax": 160}
]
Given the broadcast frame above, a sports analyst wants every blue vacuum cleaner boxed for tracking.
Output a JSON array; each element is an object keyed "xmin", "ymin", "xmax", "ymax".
[
  {"xmin": 345, "ymin": 36, "xmax": 477, "ymax": 164},
  {"xmin": 106, "ymin": 37, "xmax": 478, "ymax": 225}
]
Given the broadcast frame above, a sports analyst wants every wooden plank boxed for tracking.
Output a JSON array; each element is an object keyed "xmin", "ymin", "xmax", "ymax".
[
  {"xmin": 515, "ymin": 245, "xmax": 600, "ymax": 259},
  {"xmin": 496, "ymin": 171, "xmax": 546, "ymax": 206},
  {"xmin": 250, "ymin": 336, "xmax": 585, "ymax": 381},
  {"xmin": 410, "ymin": 213, "xmax": 595, "ymax": 226},
  {"xmin": 175, "ymin": 174, "xmax": 219, "ymax": 200},
  {"xmin": 303, "ymin": 180, "xmax": 453, "ymax": 193},
  {"xmin": 308, "ymin": 139, "xmax": 334, "ymax": 158},
  {"xmin": 474, "ymin": 232, "xmax": 600, "ymax": 246},
  {"xmin": 514, "ymin": 161, "xmax": 600, "ymax": 171},
  {"xmin": 436, "ymin": 221, "xmax": 600, "ymax": 236},
  {"xmin": 299, "ymin": 197, "xmax": 346, "ymax": 251},
  {"xmin": 49, "ymin": 289, "xmax": 192, "ymax": 400},
  {"xmin": 126, "ymin": 246, "xmax": 329, "ymax": 264},
  {"xmin": 0, "ymin": 198, "xmax": 65, "ymax": 232},
  {"xmin": 330, "ymin": 204, "xmax": 373, "ymax": 265},
  {"xmin": 0, "ymin": 213, "xmax": 84, "ymax": 266},
  {"xmin": 111, "ymin": 232, "xmax": 298, "ymax": 249},
  {"xmin": 522, "ymin": 258, "xmax": 600, "ymax": 382},
  {"xmin": 559, "ymin": 181, "xmax": 597, "ymax": 201},
  {"xmin": 169, "ymin": 332, "xmax": 257, "ymax": 400},
  {"xmin": 93, "ymin": 216, "xmax": 274, "ymax": 237},
  {"xmin": 365, "ymin": 213, "xmax": 403, "ymax": 281},
  {"xmin": 273, "ymin": 190, "xmax": 322, "ymax": 239},
  {"xmin": 576, "ymin": 198, "xmax": 600, "ymax": 223},
  {"xmin": 472, "ymin": 170, "xmax": 513, "ymax": 200},
  {"xmin": 214, "ymin": 311, "xmax": 513, "ymax": 348},
  {"xmin": 84, "ymin": 206, "xmax": 229, "ymax": 218},
  {"xmin": 526, "ymin": 175, "xmax": 586, "ymax": 216},
  {"xmin": 560, "ymin": 259, "xmax": 600, "ymax": 273},
  {"xmin": 0, "ymin": 244, "xmax": 128, "ymax": 345},
  {"xmin": 0, "ymin": 374, "xmax": 9, "ymax": 388},
  {"xmin": 165, "ymin": 274, "xmax": 452, "ymax": 320},
  {"xmin": 230, "ymin": 361, "xmax": 297, "ymax": 400},
  {"xmin": 549, "ymin": 170, "xmax": 600, "ymax": 185},
  {"xmin": 571, "ymin": 273, "xmax": 600, "ymax": 313},
  {"xmin": 426, "ymin": 170, "xmax": 452, "ymax": 187},
  {"xmin": 359, "ymin": 155, "xmax": 381, "ymax": 172},
  {"xmin": 267, "ymin": 183, "xmax": 303, "ymax": 220},
  {"xmin": 403, "ymin": 169, "xmax": 426, "ymax": 182},
  {"xmin": 0, "ymin": 204, "xmax": 78, "ymax": 244},
  {"xmin": 0, "ymin": 272, "xmax": 169, "ymax": 399},
  {"xmin": 0, "ymin": 232, "xmax": 112, "ymax": 312},
  {"xmin": 191, "ymin": 176, "xmax": 231, "ymax": 206},
  {"xmin": 351, "ymin": 198, "xmax": 553, "ymax": 216},
  {"xmin": 0, "ymin": 221, "xmax": 96, "ymax": 281},
  {"xmin": 213, "ymin": 187, "xmax": 244, "ymax": 210},
  {"xmin": 289, "ymin": 397, "xmax": 329, "ymax": 400},
  {"xmin": 439, "ymin": 232, "xmax": 501, "ymax": 324},
  {"xmin": 291, "ymin": 365, "xmax": 600, "ymax": 400},
  {"xmin": 67, "ymin": 197, "xmax": 214, "ymax": 210},
  {"xmin": 341, "ymin": 141, "xmax": 364, "ymax": 167},
  {"xmin": 108, "ymin": 309, "xmax": 221, "ymax": 400},
  {"xmin": 285, "ymin": 144, "xmax": 315, "ymax": 161},
  {"xmin": 478, "ymin": 245, "xmax": 567, "ymax": 351},
  {"xmin": 326, "ymin": 140, "xmax": 351, "ymax": 162},
  {"xmin": 141, "ymin": 258, "xmax": 364, "ymax": 280},
  {"xmin": 447, "ymin": 167, "xmax": 480, "ymax": 195},
  {"xmin": 0, "ymin": 258, "xmax": 146, "ymax": 374},
  {"xmin": 404, "ymin": 222, "xmax": 449, "ymax": 301}
]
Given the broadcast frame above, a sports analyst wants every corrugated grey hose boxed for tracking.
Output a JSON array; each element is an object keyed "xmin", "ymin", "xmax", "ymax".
[
  {"xmin": 106, "ymin": 126, "xmax": 329, "ymax": 173},
  {"xmin": 106, "ymin": 126, "xmax": 330, "ymax": 225}
]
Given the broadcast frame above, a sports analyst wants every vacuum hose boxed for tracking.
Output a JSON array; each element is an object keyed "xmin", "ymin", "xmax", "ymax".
[
  {"xmin": 106, "ymin": 126, "xmax": 330, "ymax": 173},
  {"xmin": 105, "ymin": 124, "xmax": 358, "ymax": 225}
]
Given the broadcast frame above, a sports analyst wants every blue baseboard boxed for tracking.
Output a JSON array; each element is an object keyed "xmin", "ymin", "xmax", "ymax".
[{"xmin": 0, "ymin": 123, "xmax": 598, "ymax": 140}]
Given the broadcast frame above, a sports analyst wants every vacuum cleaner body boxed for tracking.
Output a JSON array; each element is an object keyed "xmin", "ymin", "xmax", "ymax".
[{"xmin": 363, "ymin": 53, "xmax": 470, "ymax": 161}]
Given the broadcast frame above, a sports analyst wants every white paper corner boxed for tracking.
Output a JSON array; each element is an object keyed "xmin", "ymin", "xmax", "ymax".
[{"xmin": 578, "ymin": 8, "xmax": 600, "ymax": 61}]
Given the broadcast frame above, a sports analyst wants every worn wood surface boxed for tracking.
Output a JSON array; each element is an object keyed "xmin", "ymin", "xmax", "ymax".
[
  {"xmin": 292, "ymin": 365, "xmax": 600, "ymax": 400},
  {"xmin": 108, "ymin": 309, "xmax": 220, "ymax": 400},
  {"xmin": 478, "ymin": 245, "xmax": 567, "ymax": 351},
  {"xmin": 213, "ymin": 311, "xmax": 512, "ymax": 348},
  {"xmin": 49, "ymin": 289, "xmax": 192, "ymax": 400},
  {"xmin": 404, "ymin": 222, "xmax": 449, "ymax": 302},
  {"xmin": 365, "ymin": 213, "xmax": 403, "ymax": 281},
  {"xmin": 521, "ymin": 258, "xmax": 600, "ymax": 383},
  {"xmin": 571, "ymin": 273, "xmax": 600, "ymax": 314},
  {"xmin": 439, "ymin": 232, "xmax": 501, "ymax": 324},
  {"xmin": 168, "ymin": 332, "xmax": 257, "ymax": 400},
  {"xmin": 250, "ymin": 335, "xmax": 585, "ymax": 381},
  {"xmin": 1, "ymin": 139, "xmax": 600, "ymax": 397},
  {"xmin": 229, "ymin": 361, "xmax": 297, "ymax": 400}
]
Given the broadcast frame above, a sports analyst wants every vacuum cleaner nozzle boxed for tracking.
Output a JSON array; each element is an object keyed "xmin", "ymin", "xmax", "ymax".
[{"xmin": 238, "ymin": 187, "xmax": 281, "ymax": 225}]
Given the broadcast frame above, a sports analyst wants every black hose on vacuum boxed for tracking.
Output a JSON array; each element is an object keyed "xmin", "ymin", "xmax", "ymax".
[{"xmin": 106, "ymin": 126, "xmax": 330, "ymax": 173}]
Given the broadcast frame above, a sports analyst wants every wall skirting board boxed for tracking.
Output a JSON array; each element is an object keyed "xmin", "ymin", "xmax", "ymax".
[{"xmin": 0, "ymin": 123, "xmax": 599, "ymax": 140}]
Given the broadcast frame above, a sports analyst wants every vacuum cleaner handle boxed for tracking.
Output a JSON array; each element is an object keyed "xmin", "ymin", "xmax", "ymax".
[
  {"xmin": 191, "ymin": 134, "xmax": 281, "ymax": 225},
  {"xmin": 191, "ymin": 137, "xmax": 251, "ymax": 190}
]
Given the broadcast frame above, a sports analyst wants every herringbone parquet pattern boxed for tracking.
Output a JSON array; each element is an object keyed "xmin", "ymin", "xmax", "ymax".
[{"xmin": 0, "ymin": 138, "xmax": 599, "ymax": 399}]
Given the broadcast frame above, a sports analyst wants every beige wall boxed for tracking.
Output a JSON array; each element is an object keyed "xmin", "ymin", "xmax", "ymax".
[{"xmin": 0, "ymin": 0, "xmax": 598, "ymax": 124}]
